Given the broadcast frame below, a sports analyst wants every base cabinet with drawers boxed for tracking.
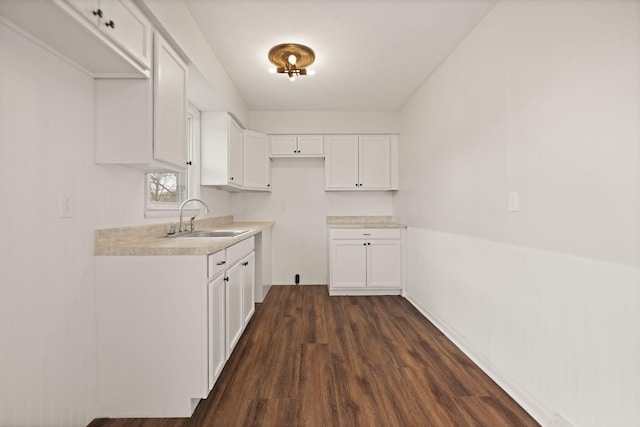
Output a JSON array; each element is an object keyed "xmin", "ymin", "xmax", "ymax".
[
  {"xmin": 95, "ymin": 237, "xmax": 256, "ymax": 418},
  {"xmin": 329, "ymin": 228, "xmax": 404, "ymax": 296}
]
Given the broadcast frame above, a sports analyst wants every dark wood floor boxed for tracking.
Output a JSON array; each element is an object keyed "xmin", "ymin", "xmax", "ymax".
[{"xmin": 90, "ymin": 285, "xmax": 539, "ymax": 427}]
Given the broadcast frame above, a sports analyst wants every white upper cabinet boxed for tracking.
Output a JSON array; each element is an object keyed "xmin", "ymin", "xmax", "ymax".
[
  {"xmin": 243, "ymin": 130, "xmax": 271, "ymax": 191},
  {"xmin": 153, "ymin": 34, "xmax": 188, "ymax": 168},
  {"xmin": 325, "ymin": 135, "xmax": 398, "ymax": 191},
  {"xmin": 270, "ymin": 135, "xmax": 324, "ymax": 158},
  {"xmin": 201, "ymin": 114, "xmax": 270, "ymax": 192},
  {"xmin": 201, "ymin": 113, "xmax": 243, "ymax": 190},
  {"xmin": 65, "ymin": 0, "xmax": 151, "ymax": 70},
  {"xmin": 95, "ymin": 31, "xmax": 188, "ymax": 172},
  {"xmin": 358, "ymin": 135, "xmax": 392, "ymax": 190},
  {"xmin": 0, "ymin": 0, "xmax": 151, "ymax": 77},
  {"xmin": 229, "ymin": 118, "xmax": 243, "ymax": 187},
  {"xmin": 325, "ymin": 135, "xmax": 360, "ymax": 189}
]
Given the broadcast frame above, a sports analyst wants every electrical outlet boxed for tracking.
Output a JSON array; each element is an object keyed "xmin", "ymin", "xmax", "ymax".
[{"xmin": 59, "ymin": 194, "xmax": 73, "ymax": 218}]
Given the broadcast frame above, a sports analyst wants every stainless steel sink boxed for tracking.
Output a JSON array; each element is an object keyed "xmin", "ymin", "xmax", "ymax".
[{"xmin": 167, "ymin": 229, "xmax": 249, "ymax": 238}]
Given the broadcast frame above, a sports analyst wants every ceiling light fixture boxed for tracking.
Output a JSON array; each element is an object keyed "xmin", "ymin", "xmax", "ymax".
[{"xmin": 268, "ymin": 43, "xmax": 315, "ymax": 81}]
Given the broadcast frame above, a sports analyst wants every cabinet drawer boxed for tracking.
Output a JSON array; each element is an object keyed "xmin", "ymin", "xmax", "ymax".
[
  {"xmin": 227, "ymin": 236, "xmax": 255, "ymax": 266},
  {"xmin": 330, "ymin": 228, "xmax": 402, "ymax": 240},
  {"xmin": 208, "ymin": 250, "xmax": 227, "ymax": 279}
]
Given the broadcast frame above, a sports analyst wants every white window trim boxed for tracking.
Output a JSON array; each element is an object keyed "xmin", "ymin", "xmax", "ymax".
[{"xmin": 144, "ymin": 104, "xmax": 202, "ymax": 218}]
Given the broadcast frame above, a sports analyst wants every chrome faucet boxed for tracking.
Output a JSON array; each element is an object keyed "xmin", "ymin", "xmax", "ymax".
[{"xmin": 179, "ymin": 198, "xmax": 210, "ymax": 233}]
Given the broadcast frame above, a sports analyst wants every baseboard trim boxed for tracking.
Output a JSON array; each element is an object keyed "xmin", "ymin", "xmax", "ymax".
[{"xmin": 404, "ymin": 291, "xmax": 553, "ymax": 427}]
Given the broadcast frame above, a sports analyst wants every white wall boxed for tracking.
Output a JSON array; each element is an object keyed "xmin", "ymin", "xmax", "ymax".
[
  {"xmin": 395, "ymin": 1, "xmax": 640, "ymax": 426},
  {"xmin": 0, "ymin": 5, "xmax": 242, "ymax": 423},
  {"xmin": 232, "ymin": 111, "xmax": 398, "ymax": 284},
  {"xmin": 249, "ymin": 110, "xmax": 400, "ymax": 135},
  {"xmin": 0, "ymin": 21, "xmax": 97, "ymax": 426}
]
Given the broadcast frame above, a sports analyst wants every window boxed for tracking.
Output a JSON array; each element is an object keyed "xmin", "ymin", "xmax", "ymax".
[
  {"xmin": 145, "ymin": 106, "xmax": 200, "ymax": 217},
  {"xmin": 148, "ymin": 172, "xmax": 187, "ymax": 203}
]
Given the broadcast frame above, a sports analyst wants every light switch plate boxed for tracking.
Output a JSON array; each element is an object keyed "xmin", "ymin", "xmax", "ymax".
[{"xmin": 59, "ymin": 194, "xmax": 73, "ymax": 218}]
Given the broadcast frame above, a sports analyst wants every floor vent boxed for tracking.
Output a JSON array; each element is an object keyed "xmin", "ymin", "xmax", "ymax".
[{"xmin": 549, "ymin": 414, "xmax": 573, "ymax": 427}]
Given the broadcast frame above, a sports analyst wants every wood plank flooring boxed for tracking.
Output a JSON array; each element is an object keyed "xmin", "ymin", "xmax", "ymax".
[{"xmin": 90, "ymin": 285, "xmax": 539, "ymax": 427}]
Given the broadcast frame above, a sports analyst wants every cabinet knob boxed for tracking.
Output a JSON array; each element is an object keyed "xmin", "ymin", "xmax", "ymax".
[
  {"xmin": 105, "ymin": 20, "xmax": 115, "ymax": 29},
  {"xmin": 223, "ymin": 276, "xmax": 229, "ymax": 282},
  {"xmin": 363, "ymin": 243, "xmax": 366, "ymax": 246},
  {"xmin": 367, "ymin": 242, "xmax": 371, "ymax": 245},
  {"xmin": 355, "ymin": 183, "xmax": 358, "ymax": 187},
  {"xmin": 230, "ymin": 177, "xmax": 234, "ymax": 180},
  {"xmin": 267, "ymin": 184, "xmax": 270, "ymax": 187},
  {"xmin": 92, "ymin": 9, "xmax": 103, "ymax": 17},
  {"xmin": 186, "ymin": 161, "xmax": 192, "ymax": 166}
]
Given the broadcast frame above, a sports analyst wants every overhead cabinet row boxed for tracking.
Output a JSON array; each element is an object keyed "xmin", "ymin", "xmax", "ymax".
[{"xmin": 201, "ymin": 130, "xmax": 398, "ymax": 192}]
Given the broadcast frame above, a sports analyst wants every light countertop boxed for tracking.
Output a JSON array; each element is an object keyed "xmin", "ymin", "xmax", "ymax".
[
  {"xmin": 95, "ymin": 216, "xmax": 274, "ymax": 256},
  {"xmin": 326, "ymin": 216, "xmax": 406, "ymax": 229}
]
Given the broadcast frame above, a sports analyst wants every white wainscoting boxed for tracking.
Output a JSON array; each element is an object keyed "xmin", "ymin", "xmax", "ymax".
[{"xmin": 405, "ymin": 227, "xmax": 640, "ymax": 427}]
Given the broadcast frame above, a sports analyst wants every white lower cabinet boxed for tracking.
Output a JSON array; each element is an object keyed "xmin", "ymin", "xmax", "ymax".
[
  {"xmin": 207, "ymin": 272, "xmax": 226, "ymax": 391},
  {"xmin": 241, "ymin": 252, "xmax": 256, "ymax": 327},
  {"xmin": 95, "ymin": 236, "xmax": 255, "ymax": 418},
  {"xmin": 225, "ymin": 260, "xmax": 243, "ymax": 358},
  {"xmin": 329, "ymin": 228, "xmax": 404, "ymax": 296}
]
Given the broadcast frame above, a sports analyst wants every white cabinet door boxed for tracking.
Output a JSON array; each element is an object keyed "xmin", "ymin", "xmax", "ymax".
[
  {"xmin": 241, "ymin": 252, "xmax": 255, "ymax": 327},
  {"xmin": 228, "ymin": 117, "xmax": 243, "ymax": 187},
  {"xmin": 297, "ymin": 135, "xmax": 324, "ymax": 156},
  {"xmin": 270, "ymin": 135, "xmax": 298, "ymax": 156},
  {"xmin": 367, "ymin": 240, "xmax": 402, "ymax": 288},
  {"xmin": 64, "ymin": 0, "xmax": 100, "ymax": 23},
  {"xmin": 331, "ymin": 240, "xmax": 367, "ymax": 288},
  {"xmin": 359, "ymin": 135, "xmax": 391, "ymax": 190},
  {"xmin": 243, "ymin": 131, "xmax": 270, "ymax": 190},
  {"xmin": 153, "ymin": 32, "xmax": 188, "ymax": 169},
  {"xmin": 207, "ymin": 273, "xmax": 226, "ymax": 391},
  {"xmin": 99, "ymin": 0, "xmax": 152, "ymax": 69},
  {"xmin": 325, "ymin": 135, "xmax": 359, "ymax": 190},
  {"xmin": 225, "ymin": 261, "xmax": 243, "ymax": 358},
  {"xmin": 270, "ymin": 135, "xmax": 323, "ymax": 157}
]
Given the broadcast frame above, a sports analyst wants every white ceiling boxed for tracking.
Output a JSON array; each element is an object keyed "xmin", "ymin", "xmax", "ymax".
[{"xmin": 183, "ymin": 0, "xmax": 497, "ymax": 111}]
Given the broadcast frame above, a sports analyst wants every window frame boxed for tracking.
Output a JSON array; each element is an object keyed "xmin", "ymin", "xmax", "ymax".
[{"xmin": 144, "ymin": 104, "xmax": 202, "ymax": 218}]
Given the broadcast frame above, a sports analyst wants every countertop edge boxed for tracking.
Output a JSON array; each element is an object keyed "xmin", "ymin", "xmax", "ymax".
[
  {"xmin": 327, "ymin": 223, "xmax": 407, "ymax": 229},
  {"xmin": 95, "ymin": 221, "xmax": 274, "ymax": 256}
]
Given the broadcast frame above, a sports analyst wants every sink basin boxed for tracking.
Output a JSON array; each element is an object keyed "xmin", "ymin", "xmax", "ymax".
[{"xmin": 168, "ymin": 229, "xmax": 249, "ymax": 238}]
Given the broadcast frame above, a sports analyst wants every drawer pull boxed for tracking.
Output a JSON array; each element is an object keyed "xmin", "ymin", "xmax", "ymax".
[
  {"xmin": 216, "ymin": 261, "xmax": 226, "ymax": 266},
  {"xmin": 363, "ymin": 233, "xmax": 371, "ymax": 236}
]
